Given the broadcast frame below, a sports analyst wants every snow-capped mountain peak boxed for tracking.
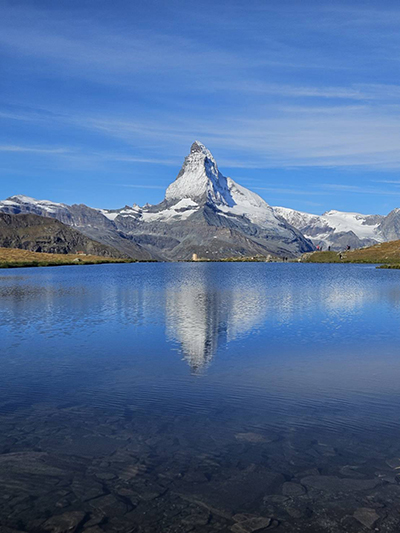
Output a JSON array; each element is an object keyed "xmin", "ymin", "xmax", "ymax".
[
  {"xmin": 1, "ymin": 194, "xmax": 67, "ymax": 214},
  {"xmin": 165, "ymin": 141, "xmax": 233, "ymax": 206},
  {"xmin": 273, "ymin": 206, "xmax": 385, "ymax": 250},
  {"xmin": 190, "ymin": 140, "xmax": 215, "ymax": 160},
  {"xmin": 165, "ymin": 141, "xmax": 274, "ymax": 212}
]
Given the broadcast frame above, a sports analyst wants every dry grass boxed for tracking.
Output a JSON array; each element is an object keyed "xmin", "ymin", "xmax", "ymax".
[
  {"xmin": 303, "ymin": 240, "xmax": 400, "ymax": 265},
  {"xmin": 0, "ymin": 247, "xmax": 133, "ymax": 268}
]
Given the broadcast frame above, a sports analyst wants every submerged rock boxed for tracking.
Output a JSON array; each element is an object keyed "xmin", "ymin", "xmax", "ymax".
[
  {"xmin": 235, "ymin": 433, "xmax": 268, "ymax": 444},
  {"xmin": 42, "ymin": 511, "xmax": 86, "ymax": 532},
  {"xmin": 301, "ymin": 475, "xmax": 380, "ymax": 494},
  {"xmin": 281, "ymin": 482, "xmax": 306, "ymax": 497},
  {"xmin": 353, "ymin": 507, "xmax": 380, "ymax": 529},
  {"xmin": 386, "ymin": 457, "xmax": 400, "ymax": 469},
  {"xmin": 231, "ymin": 514, "xmax": 272, "ymax": 533}
]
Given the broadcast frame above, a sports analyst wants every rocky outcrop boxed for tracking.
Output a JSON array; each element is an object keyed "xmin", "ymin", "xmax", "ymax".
[{"xmin": 0, "ymin": 213, "xmax": 126, "ymax": 258}]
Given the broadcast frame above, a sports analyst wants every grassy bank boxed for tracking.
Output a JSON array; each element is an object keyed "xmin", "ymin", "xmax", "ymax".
[
  {"xmin": 302, "ymin": 240, "xmax": 400, "ymax": 265},
  {"xmin": 0, "ymin": 248, "xmax": 135, "ymax": 269},
  {"xmin": 378, "ymin": 264, "xmax": 400, "ymax": 269}
]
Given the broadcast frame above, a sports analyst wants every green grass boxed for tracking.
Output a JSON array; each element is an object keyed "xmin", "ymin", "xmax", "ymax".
[
  {"xmin": 378, "ymin": 264, "xmax": 400, "ymax": 269},
  {"xmin": 302, "ymin": 251, "xmax": 343, "ymax": 263}
]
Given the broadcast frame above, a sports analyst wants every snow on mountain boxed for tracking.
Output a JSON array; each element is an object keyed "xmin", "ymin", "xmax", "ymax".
[
  {"xmin": 161, "ymin": 140, "xmax": 283, "ymax": 230},
  {"xmin": 7, "ymin": 140, "xmax": 400, "ymax": 258},
  {"xmin": 165, "ymin": 141, "xmax": 232, "ymax": 206},
  {"xmin": 0, "ymin": 195, "xmax": 68, "ymax": 215},
  {"xmin": 273, "ymin": 206, "xmax": 384, "ymax": 250},
  {"xmin": 96, "ymin": 141, "xmax": 314, "ymax": 258},
  {"xmin": 272, "ymin": 206, "xmax": 321, "ymax": 230},
  {"xmin": 100, "ymin": 140, "xmax": 284, "ymax": 231},
  {"xmin": 321, "ymin": 210, "xmax": 382, "ymax": 240}
]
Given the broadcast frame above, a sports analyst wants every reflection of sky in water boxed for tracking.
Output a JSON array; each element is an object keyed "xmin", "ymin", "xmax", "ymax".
[{"xmin": 0, "ymin": 263, "xmax": 400, "ymax": 434}]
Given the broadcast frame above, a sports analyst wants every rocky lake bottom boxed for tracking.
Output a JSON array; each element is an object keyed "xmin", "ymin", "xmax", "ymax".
[{"xmin": 1, "ymin": 262, "xmax": 400, "ymax": 533}]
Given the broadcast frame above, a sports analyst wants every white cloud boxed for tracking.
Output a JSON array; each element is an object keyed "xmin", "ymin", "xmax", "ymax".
[{"xmin": 0, "ymin": 145, "xmax": 70, "ymax": 154}]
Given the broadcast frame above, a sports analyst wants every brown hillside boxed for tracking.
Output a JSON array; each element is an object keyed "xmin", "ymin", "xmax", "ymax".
[{"xmin": 303, "ymin": 240, "xmax": 400, "ymax": 264}]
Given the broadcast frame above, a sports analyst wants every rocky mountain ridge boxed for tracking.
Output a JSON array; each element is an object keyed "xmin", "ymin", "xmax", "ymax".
[
  {"xmin": 0, "ymin": 213, "xmax": 126, "ymax": 257},
  {"xmin": 273, "ymin": 206, "xmax": 400, "ymax": 251}
]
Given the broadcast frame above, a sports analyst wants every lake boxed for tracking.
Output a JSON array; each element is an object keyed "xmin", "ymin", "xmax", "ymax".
[{"xmin": 1, "ymin": 262, "xmax": 400, "ymax": 532}]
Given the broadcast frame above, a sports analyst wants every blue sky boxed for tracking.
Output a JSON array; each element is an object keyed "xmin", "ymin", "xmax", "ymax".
[{"xmin": 1, "ymin": 0, "xmax": 400, "ymax": 214}]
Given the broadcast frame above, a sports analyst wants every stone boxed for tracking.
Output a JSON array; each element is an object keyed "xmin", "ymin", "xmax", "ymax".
[
  {"xmin": 83, "ymin": 515, "xmax": 104, "ymax": 528},
  {"xmin": 386, "ymin": 457, "xmax": 400, "ymax": 470},
  {"xmin": 88, "ymin": 494, "xmax": 131, "ymax": 517},
  {"xmin": 285, "ymin": 507, "xmax": 304, "ymax": 519},
  {"xmin": 0, "ymin": 452, "xmax": 65, "ymax": 477},
  {"xmin": 60, "ymin": 436, "xmax": 126, "ymax": 457},
  {"xmin": 71, "ymin": 480, "xmax": 104, "ymax": 502},
  {"xmin": 181, "ymin": 507, "xmax": 211, "ymax": 527},
  {"xmin": 231, "ymin": 516, "xmax": 272, "ymax": 533},
  {"xmin": 281, "ymin": 482, "xmax": 306, "ymax": 497},
  {"xmin": 339, "ymin": 465, "xmax": 365, "ymax": 478},
  {"xmin": 180, "ymin": 470, "xmax": 284, "ymax": 513},
  {"xmin": 235, "ymin": 433, "xmax": 268, "ymax": 444},
  {"xmin": 95, "ymin": 472, "xmax": 117, "ymax": 481},
  {"xmin": 42, "ymin": 511, "xmax": 86, "ymax": 532},
  {"xmin": 301, "ymin": 475, "xmax": 380, "ymax": 494},
  {"xmin": 353, "ymin": 507, "xmax": 379, "ymax": 529}
]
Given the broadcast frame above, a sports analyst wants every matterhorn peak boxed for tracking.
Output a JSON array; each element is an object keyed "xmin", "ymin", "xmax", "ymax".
[
  {"xmin": 165, "ymin": 141, "xmax": 231, "ymax": 206},
  {"xmin": 190, "ymin": 140, "xmax": 211, "ymax": 155}
]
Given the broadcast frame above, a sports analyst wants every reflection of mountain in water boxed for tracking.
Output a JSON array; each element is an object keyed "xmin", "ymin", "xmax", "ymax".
[
  {"xmin": 3, "ymin": 264, "xmax": 396, "ymax": 375},
  {"xmin": 164, "ymin": 264, "xmax": 393, "ymax": 373},
  {"xmin": 165, "ymin": 266, "xmax": 268, "ymax": 372}
]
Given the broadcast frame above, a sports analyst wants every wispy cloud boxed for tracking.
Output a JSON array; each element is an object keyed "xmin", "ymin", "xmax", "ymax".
[
  {"xmin": 118, "ymin": 184, "xmax": 166, "ymax": 189},
  {"xmin": 323, "ymin": 184, "xmax": 400, "ymax": 195},
  {"xmin": 373, "ymin": 179, "xmax": 400, "ymax": 185},
  {"xmin": 3, "ymin": 103, "xmax": 400, "ymax": 170},
  {"xmin": 253, "ymin": 187, "xmax": 324, "ymax": 196},
  {"xmin": 0, "ymin": 145, "xmax": 70, "ymax": 154}
]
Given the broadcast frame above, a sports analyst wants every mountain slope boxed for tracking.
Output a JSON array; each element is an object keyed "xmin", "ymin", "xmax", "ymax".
[
  {"xmin": 378, "ymin": 208, "xmax": 400, "ymax": 241},
  {"xmin": 274, "ymin": 206, "xmax": 385, "ymax": 250},
  {"xmin": 0, "ymin": 213, "xmax": 126, "ymax": 257},
  {"xmin": 0, "ymin": 196, "xmax": 154, "ymax": 260},
  {"xmin": 303, "ymin": 239, "xmax": 400, "ymax": 264}
]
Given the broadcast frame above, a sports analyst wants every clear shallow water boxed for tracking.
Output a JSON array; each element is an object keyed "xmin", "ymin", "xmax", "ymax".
[{"xmin": 1, "ymin": 263, "xmax": 400, "ymax": 532}]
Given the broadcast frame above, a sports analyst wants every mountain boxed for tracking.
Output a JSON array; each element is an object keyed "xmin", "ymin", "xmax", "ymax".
[
  {"xmin": 99, "ymin": 141, "xmax": 314, "ymax": 259},
  {"xmin": 378, "ymin": 208, "xmax": 400, "ymax": 242},
  {"xmin": 0, "ymin": 196, "xmax": 153, "ymax": 260},
  {"xmin": 2, "ymin": 139, "xmax": 400, "ymax": 258},
  {"xmin": 0, "ymin": 142, "xmax": 314, "ymax": 260},
  {"xmin": 0, "ymin": 212, "xmax": 126, "ymax": 257},
  {"xmin": 273, "ymin": 206, "xmax": 387, "ymax": 250}
]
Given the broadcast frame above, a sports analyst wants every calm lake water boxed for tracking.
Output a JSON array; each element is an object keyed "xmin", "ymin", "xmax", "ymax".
[{"xmin": 1, "ymin": 263, "xmax": 400, "ymax": 532}]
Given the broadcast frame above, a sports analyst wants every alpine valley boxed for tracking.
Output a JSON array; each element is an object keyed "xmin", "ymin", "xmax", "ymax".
[{"xmin": 1, "ymin": 141, "xmax": 399, "ymax": 260}]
